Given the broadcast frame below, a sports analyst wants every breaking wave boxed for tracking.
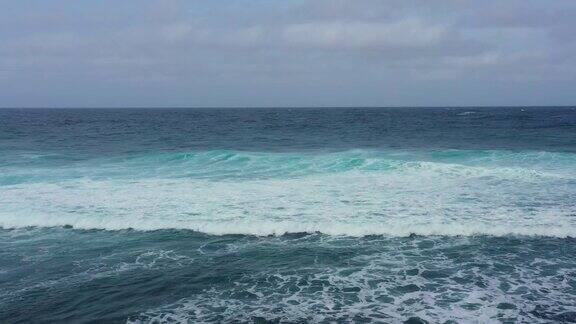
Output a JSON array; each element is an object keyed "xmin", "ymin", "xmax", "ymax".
[{"xmin": 1, "ymin": 149, "xmax": 575, "ymax": 237}]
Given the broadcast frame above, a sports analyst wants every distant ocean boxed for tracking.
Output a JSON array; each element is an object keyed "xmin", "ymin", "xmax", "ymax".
[{"xmin": 1, "ymin": 107, "xmax": 575, "ymax": 323}]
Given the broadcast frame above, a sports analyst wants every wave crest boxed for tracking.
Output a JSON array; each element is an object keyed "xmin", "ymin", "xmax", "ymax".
[{"xmin": 1, "ymin": 149, "xmax": 575, "ymax": 237}]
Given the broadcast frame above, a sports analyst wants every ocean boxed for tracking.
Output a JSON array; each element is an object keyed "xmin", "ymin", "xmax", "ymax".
[{"xmin": 0, "ymin": 107, "xmax": 575, "ymax": 323}]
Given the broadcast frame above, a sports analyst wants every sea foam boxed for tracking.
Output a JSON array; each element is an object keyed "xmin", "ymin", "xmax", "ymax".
[{"xmin": 1, "ymin": 149, "xmax": 574, "ymax": 237}]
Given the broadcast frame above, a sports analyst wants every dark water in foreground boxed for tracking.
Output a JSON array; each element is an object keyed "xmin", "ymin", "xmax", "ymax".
[{"xmin": 1, "ymin": 107, "xmax": 575, "ymax": 323}]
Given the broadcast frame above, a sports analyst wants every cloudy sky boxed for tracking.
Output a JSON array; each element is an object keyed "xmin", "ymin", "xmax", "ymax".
[{"xmin": 1, "ymin": 0, "xmax": 575, "ymax": 107}]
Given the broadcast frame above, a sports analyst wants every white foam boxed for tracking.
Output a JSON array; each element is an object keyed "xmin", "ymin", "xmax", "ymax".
[
  {"xmin": 127, "ymin": 237, "xmax": 576, "ymax": 323},
  {"xmin": 1, "ymin": 157, "xmax": 575, "ymax": 237}
]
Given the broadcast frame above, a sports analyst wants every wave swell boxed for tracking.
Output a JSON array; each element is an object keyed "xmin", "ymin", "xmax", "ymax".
[{"xmin": 1, "ymin": 149, "xmax": 575, "ymax": 237}]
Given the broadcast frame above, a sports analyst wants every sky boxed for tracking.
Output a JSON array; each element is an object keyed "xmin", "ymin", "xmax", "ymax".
[{"xmin": 0, "ymin": 0, "xmax": 575, "ymax": 107}]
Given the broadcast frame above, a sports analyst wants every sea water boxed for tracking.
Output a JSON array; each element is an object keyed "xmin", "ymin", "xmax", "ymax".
[{"xmin": 0, "ymin": 107, "xmax": 575, "ymax": 323}]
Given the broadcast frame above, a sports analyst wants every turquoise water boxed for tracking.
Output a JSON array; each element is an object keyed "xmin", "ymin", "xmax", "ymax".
[{"xmin": 1, "ymin": 107, "xmax": 575, "ymax": 322}]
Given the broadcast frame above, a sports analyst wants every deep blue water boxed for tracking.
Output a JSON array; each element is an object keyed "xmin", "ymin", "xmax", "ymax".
[{"xmin": 1, "ymin": 107, "xmax": 575, "ymax": 323}]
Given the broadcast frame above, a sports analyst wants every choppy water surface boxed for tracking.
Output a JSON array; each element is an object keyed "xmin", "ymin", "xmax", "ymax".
[{"xmin": 1, "ymin": 107, "xmax": 575, "ymax": 323}]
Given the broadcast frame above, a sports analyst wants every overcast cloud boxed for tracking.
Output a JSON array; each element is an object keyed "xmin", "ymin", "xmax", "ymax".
[{"xmin": 1, "ymin": 0, "xmax": 575, "ymax": 107}]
